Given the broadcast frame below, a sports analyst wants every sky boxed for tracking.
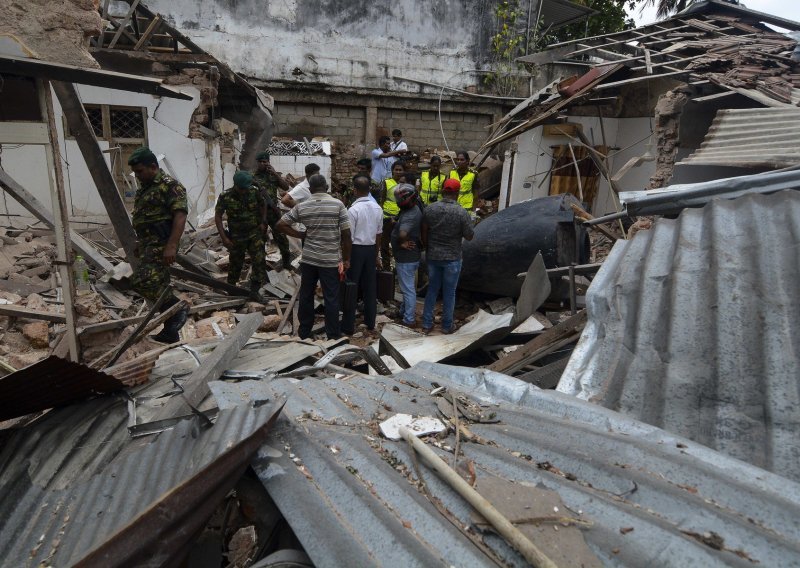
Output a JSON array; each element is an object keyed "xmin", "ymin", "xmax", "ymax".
[{"xmin": 630, "ymin": 0, "xmax": 800, "ymax": 28}]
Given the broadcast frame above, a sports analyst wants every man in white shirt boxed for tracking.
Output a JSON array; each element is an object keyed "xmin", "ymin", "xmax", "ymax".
[
  {"xmin": 389, "ymin": 128, "xmax": 408, "ymax": 169},
  {"xmin": 371, "ymin": 136, "xmax": 402, "ymax": 183},
  {"xmin": 341, "ymin": 175, "xmax": 384, "ymax": 335},
  {"xmin": 282, "ymin": 163, "xmax": 320, "ymax": 208}
]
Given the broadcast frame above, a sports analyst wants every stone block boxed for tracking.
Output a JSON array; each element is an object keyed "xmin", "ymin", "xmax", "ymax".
[
  {"xmin": 349, "ymin": 108, "xmax": 365, "ymax": 118},
  {"xmin": 314, "ymin": 106, "xmax": 332, "ymax": 117},
  {"xmin": 391, "ymin": 109, "xmax": 406, "ymax": 119},
  {"xmin": 297, "ymin": 106, "xmax": 314, "ymax": 116},
  {"xmin": 406, "ymin": 111, "xmax": 421, "ymax": 120},
  {"xmin": 259, "ymin": 314, "xmax": 283, "ymax": 332},
  {"xmin": 463, "ymin": 114, "xmax": 477, "ymax": 123},
  {"xmin": 22, "ymin": 321, "xmax": 49, "ymax": 349},
  {"xmin": 331, "ymin": 107, "xmax": 349, "ymax": 118}
]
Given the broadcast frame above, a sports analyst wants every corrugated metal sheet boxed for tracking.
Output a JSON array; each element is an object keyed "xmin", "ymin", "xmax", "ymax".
[
  {"xmin": 541, "ymin": 0, "xmax": 595, "ymax": 29},
  {"xmin": 682, "ymin": 108, "xmax": 800, "ymax": 167},
  {"xmin": 215, "ymin": 361, "xmax": 800, "ymax": 567},
  {"xmin": 0, "ymin": 356, "xmax": 122, "ymax": 421},
  {"xmin": 0, "ymin": 341, "xmax": 284, "ymax": 567},
  {"xmin": 559, "ymin": 190, "xmax": 800, "ymax": 482},
  {"xmin": 617, "ymin": 168, "xmax": 800, "ymax": 217}
]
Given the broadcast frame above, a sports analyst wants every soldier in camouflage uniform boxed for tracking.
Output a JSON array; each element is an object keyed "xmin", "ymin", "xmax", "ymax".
[
  {"xmin": 128, "ymin": 147, "xmax": 189, "ymax": 344},
  {"xmin": 251, "ymin": 152, "xmax": 293, "ymax": 269},
  {"xmin": 215, "ymin": 171, "xmax": 268, "ymax": 299}
]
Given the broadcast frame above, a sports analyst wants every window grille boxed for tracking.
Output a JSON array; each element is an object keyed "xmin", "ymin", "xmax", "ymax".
[{"xmin": 110, "ymin": 108, "xmax": 146, "ymax": 139}]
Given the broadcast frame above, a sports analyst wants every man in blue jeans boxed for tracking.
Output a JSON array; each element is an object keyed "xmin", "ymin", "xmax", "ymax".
[
  {"xmin": 391, "ymin": 184, "xmax": 423, "ymax": 327},
  {"xmin": 421, "ymin": 178, "xmax": 474, "ymax": 334}
]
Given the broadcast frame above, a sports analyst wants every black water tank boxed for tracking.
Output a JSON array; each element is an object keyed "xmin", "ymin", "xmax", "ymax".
[{"xmin": 459, "ymin": 194, "xmax": 589, "ymax": 297}]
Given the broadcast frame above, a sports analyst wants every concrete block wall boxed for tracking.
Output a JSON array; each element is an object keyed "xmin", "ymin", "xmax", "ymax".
[
  {"xmin": 273, "ymin": 103, "xmax": 365, "ymax": 142},
  {"xmin": 377, "ymin": 108, "xmax": 491, "ymax": 153},
  {"xmin": 273, "ymin": 102, "xmax": 492, "ymax": 154}
]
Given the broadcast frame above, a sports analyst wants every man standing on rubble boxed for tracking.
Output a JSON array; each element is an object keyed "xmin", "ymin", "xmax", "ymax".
[
  {"xmin": 215, "ymin": 171, "xmax": 268, "ymax": 301},
  {"xmin": 421, "ymin": 178, "xmax": 474, "ymax": 335},
  {"xmin": 341, "ymin": 175, "xmax": 383, "ymax": 336},
  {"xmin": 251, "ymin": 152, "xmax": 293, "ymax": 270},
  {"xmin": 128, "ymin": 147, "xmax": 189, "ymax": 344},
  {"xmin": 391, "ymin": 184, "xmax": 423, "ymax": 327},
  {"xmin": 276, "ymin": 174, "xmax": 352, "ymax": 339}
]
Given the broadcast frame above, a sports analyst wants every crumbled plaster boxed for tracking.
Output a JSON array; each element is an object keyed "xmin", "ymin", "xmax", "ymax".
[
  {"xmin": 0, "ymin": 0, "xmax": 102, "ymax": 68},
  {"xmin": 648, "ymin": 86, "xmax": 690, "ymax": 189},
  {"xmin": 162, "ymin": 67, "xmax": 221, "ymax": 139}
]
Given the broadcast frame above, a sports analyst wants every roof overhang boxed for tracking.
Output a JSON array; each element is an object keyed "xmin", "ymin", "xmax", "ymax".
[{"xmin": 0, "ymin": 53, "xmax": 193, "ymax": 100}]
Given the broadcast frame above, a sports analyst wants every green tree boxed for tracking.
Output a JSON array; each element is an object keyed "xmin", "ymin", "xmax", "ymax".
[{"xmin": 538, "ymin": 0, "xmax": 635, "ymax": 48}]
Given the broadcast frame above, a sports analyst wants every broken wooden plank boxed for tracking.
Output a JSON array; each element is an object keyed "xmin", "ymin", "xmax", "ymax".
[
  {"xmin": 53, "ymin": 81, "xmax": 138, "ymax": 263},
  {"xmin": 488, "ymin": 310, "xmax": 587, "ymax": 375},
  {"xmin": 152, "ymin": 312, "xmax": 262, "ymax": 420},
  {"xmin": 170, "ymin": 267, "xmax": 251, "ymax": 296},
  {"xmin": 0, "ymin": 169, "xmax": 113, "ymax": 272},
  {"xmin": 133, "ymin": 14, "xmax": 162, "ymax": 50},
  {"xmin": 0, "ymin": 304, "xmax": 66, "ymax": 323},
  {"xmin": 42, "ymin": 80, "xmax": 79, "ymax": 362},
  {"xmin": 94, "ymin": 281, "xmax": 132, "ymax": 309}
]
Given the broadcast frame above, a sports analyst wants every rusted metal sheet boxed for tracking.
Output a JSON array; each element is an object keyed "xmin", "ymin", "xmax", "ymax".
[
  {"xmin": 681, "ymin": 108, "xmax": 800, "ymax": 168},
  {"xmin": 0, "ymin": 356, "xmax": 122, "ymax": 421}
]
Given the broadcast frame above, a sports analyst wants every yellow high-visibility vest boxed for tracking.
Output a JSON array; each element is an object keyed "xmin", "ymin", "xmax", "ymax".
[
  {"xmin": 383, "ymin": 178, "xmax": 400, "ymax": 217},
  {"xmin": 420, "ymin": 171, "xmax": 446, "ymax": 204},
  {"xmin": 449, "ymin": 169, "xmax": 477, "ymax": 210}
]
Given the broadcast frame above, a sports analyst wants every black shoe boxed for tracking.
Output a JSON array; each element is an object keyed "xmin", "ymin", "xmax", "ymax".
[{"xmin": 152, "ymin": 304, "xmax": 188, "ymax": 344}]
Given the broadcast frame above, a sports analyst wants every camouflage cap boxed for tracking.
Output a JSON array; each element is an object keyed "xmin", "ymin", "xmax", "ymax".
[
  {"xmin": 233, "ymin": 170, "xmax": 254, "ymax": 189},
  {"xmin": 256, "ymin": 151, "xmax": 270, "ymax": 161},
  {"xmin": 127, "ymin": 147, "xmax": 158, "ymax": 166}
]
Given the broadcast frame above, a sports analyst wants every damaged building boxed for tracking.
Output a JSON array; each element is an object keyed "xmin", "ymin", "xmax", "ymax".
[
  {"xmin": 136, "ymin": 0, "xmax": 596, "ymax": 186},
  {"xmin": 1, "ymin": 0, "xmax": 272, "ymax": 227},
  {"xmin": 487, "ymin": 0, "xmax": 800, "ymax": 216},
  {"xmin": 0, "ymin": 0, "xmax": 799, "ymax": 566}
]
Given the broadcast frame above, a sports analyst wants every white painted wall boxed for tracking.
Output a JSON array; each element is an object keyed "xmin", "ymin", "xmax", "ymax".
[
  {"xmin": 501, "ymin": 116, "xmax": 656, "ymax": 216},
  {"xmin": 146, "ymin": 0, "xmax": 493, "ymax": 92},
  {"xmin": 0, "ymin": 83, "xmax": 234, "ymax": 228}
]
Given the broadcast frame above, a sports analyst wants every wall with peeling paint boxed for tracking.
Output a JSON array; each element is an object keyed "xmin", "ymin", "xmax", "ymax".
[
  {"xmin": 146, "ymin": 0, "xmax": 496, "ymax": 92},
  {"xmin": 0, "ymin": 84, "xmax": 229, "ymax": 226}
]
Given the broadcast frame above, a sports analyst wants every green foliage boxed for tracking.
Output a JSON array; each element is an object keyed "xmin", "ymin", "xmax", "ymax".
[
  {"xmin": 536, "ymin": 0, "xmax": 636, "ymax": 49},
  {"xmin": 485, "ymin": 0, "xmax": 638, "ymax": 95}
]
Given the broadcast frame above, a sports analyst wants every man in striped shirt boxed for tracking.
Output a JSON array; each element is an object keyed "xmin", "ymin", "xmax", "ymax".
[{"xmin": 277, "ymin": 174, "xmax": 352, "ymax": 339}]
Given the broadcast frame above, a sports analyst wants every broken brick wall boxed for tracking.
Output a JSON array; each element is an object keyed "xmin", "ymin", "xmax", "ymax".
[
  {"xmin": 160, "ymin": 66, "xmax": 221, "ymax": 139},
  {"xmin": 0, "ymin": 0, "xmax": 102, "ymax": 68}
]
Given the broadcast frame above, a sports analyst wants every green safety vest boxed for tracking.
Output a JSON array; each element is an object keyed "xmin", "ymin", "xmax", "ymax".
[
  {"xmin": 420, "ymin": 171, "xmax": 446, "ymax": 204},
  {"xmin": 450, "ymin": 169, "xmax": 477, "ymax": 210}
]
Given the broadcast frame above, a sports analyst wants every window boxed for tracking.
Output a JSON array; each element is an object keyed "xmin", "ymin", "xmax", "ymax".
[
  {"xmin": 110, "ymin": 107, "xmax": 146, "ymax": 139},
  {"xmin": 64, "ymin": 105, "xmax": 147, "ymax": 143}
]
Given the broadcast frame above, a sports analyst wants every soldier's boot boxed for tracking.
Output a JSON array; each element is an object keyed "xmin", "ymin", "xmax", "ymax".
[
  {"xmin": 152, "ymin": 297, "xmax": 189, "ymax": 344},
  {"xmin": 248, "ymin": 282, "xmax": 266, "ymax": 303}
]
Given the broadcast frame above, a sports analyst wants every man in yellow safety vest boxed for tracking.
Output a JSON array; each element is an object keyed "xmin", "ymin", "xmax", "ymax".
[
  {"xmin": 418, "ymin": 155, "xmax": 446, "ymax": 205},
  {"xmin": 449, "ymin": 150, "xmax": 479, "ymax": 211}
]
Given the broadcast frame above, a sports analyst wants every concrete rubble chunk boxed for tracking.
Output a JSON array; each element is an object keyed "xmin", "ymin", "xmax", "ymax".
[{"xmin": 22, "ymin": 321, "xmax": 50, "ymax": 349}]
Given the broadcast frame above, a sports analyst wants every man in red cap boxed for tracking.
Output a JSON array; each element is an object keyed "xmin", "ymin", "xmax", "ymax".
[{"xmin": 420, "ymin": 177, "xmax": 474, "ymax": 334}]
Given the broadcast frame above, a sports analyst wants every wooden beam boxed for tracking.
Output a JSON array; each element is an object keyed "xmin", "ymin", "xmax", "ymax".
[
  {"xmin": 133, "ymin": 14, "xmax": 162, "ymax": 50},
  {"xmin": 52, "ymin": 82, "xmax": 138, "ymax": 264},
  {"xmin": 0, "ymin": 304, "xmax": 66, "ymax": 323},
  {"xmin": 0, "ymin": 169, "xmax": 113, "ymax": 273},
  {"xmin": 41, "ymin": 80, "xmax": 79, "ymax": 361},
  {"xmin": 487, "ymin": 310, "xmax": 587, "ymax": 374},
  {"xmin": 152, "ymin": 312, "xmax": 262, "ymax": 420},
  {"xmin": 107, "ymin": 0, "xmax": 141, "ymax": 49},
  {"xmin": 170, "ymin": 267, "xmax": 252, "ymax": 296}
]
